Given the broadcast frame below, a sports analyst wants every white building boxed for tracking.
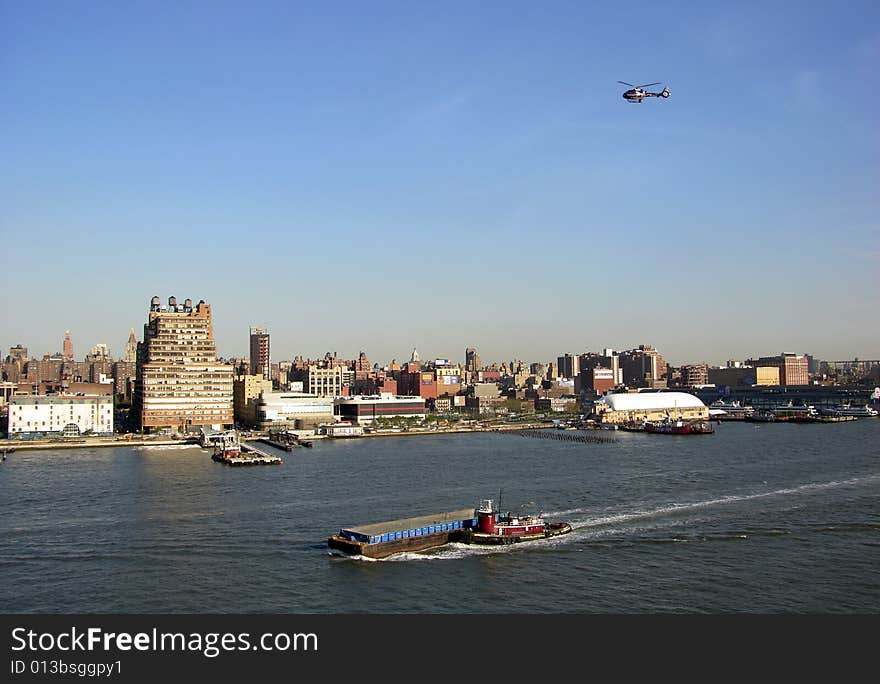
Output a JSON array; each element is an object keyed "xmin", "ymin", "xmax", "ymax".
[
  {"xmin": 595, "ymin": 391, "xmax": 708, "ymax": 425},
  {"xmin": 257, "ymin": 392, "xmax": 335, "ymax": 429},
  {"xmin": 322, "ymin": 421, "xmax": 365, "ymax": 437},
  {"xmin": 335, "ymin": 394, "xmax": 427, "ymax": 425},
  {"xmin": 9, "ymin": 395, "xmax": 114, "ymax": 438}
]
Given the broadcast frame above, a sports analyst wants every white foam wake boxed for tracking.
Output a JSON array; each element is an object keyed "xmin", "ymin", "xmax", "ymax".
[
  {"xmin": 546, "ymin": 474, "xmax": 880, "ymax": 525},
  {"xmin": 330, "ymin": 474, "xmax": 880, "ymax": 562}
]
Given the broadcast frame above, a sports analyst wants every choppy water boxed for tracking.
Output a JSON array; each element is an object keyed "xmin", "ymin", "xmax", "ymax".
[{"xmin": 1, "ymin": 420, "xmax": 877, "ymax": 613}]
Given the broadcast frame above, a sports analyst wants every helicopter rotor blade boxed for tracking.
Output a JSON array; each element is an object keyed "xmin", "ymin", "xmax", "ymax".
[
  {"xmin": 617, "ymin": 81, "xmax": 635, "ymax": 87},
  {"xmin": 638, "ymin": 82, "xmax": 661, "ymax": 88}
]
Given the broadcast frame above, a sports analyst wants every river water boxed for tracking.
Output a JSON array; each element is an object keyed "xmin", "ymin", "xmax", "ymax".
[{"xmin": 1, "ymin": 420, "xmax": 877, "ymax": 613}]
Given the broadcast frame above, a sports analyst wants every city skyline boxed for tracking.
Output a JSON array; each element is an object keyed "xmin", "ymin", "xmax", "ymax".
[
  {"xmin": 2, "ymin": 309, "xmax": 875, "ymax": 371},
  {"xmin": 2, "ymin": 3, "xmax": 878, "ymax": 365}
]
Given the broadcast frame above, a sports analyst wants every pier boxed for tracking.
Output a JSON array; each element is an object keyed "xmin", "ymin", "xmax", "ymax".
[{"xmin": 256, "ymin": 430, "xmax": 313, "ymax": 451}]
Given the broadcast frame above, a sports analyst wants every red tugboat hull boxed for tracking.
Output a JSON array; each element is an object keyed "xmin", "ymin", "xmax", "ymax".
[
  {"xmin": 458, "ymin": 521, "xmax": 573, "ymax": 546},
  {"xmin": 644, "ymin": 421, "xmax": 693, "ymax": 434},
  {"xmin": 458, "ymin": 499, "xmax": 573, "ymax": 546}
]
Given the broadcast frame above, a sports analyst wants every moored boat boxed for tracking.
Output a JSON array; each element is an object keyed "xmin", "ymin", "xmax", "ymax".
[
  {"xmin": 644, "ymin": 420, "xmax": 693, "ymax": 435},
  {"xmin": 820, "ymin": 404, "xmax": 878, "ymax": 417},
  {"xmin": 769, "ymin": 402, "xmax": 817, "ymax": 421},
  {"xmin": 709, "ymin": 400, "xmax": 755, "ymax": 420},
  {"xmin": 689, "ymin": 421, "xmax": 716, "ymax": 434},
  {"xmin": 212, "ymin": 430, "xmax": 241, "ymax": 459}
]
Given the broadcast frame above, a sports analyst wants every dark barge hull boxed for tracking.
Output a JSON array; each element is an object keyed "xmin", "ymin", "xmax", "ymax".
[{"xmin": 328, "ymin": 531, "xmax": 455, "ymax": 559}]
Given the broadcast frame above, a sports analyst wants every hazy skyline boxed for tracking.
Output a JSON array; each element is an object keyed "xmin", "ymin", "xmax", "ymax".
[{"xmin": 2, "ymin": 2, "xmax": 878, "ymax": 366}]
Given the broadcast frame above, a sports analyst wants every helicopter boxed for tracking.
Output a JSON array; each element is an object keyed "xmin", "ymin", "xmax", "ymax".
[{"xmin": 618, "ymin": 81, "xmax": 670, "ymax": 103}]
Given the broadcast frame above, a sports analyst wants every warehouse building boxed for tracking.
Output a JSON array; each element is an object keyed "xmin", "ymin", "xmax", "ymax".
[
  {"xmin": 9, "ymin": 394, "xmax": 114, "ymax": 438},
  {"xmin": 256, "ymin": 392, "xmax": 335, "ymax": 429},
  {"xmin": 335, "ymin": 394, "xmax": 427, "ymax": 425},
  {"xmin": 595, "ymin": 391, "xmax": 709, "ymax": 425}
]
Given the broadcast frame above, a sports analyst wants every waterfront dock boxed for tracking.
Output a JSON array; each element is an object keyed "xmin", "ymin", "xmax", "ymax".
[
  {"xmin": 257, "ymin": 437, "xmax": 295, "ymax": 451},
  {"xmin": 2, "ymin": 436, "xmax": 202, "ymax": 452},
  {"xmin": 255, "ymin": 429, "xmax": 313, "ymax": 451}
]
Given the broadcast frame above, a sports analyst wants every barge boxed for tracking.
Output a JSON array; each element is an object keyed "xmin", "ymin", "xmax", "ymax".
[
  {"xmin": 328, "ymin": 499, "xmax": 572, "ymax": 558},
  {"xmin": 328, "ymin": 509, "xmax": 477, "ymax": 558}
]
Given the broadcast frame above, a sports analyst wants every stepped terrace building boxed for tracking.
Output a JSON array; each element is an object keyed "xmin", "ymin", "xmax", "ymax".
[{"xmin": 134, "ymin": 296, "xmax": 233, "ymax": 432}]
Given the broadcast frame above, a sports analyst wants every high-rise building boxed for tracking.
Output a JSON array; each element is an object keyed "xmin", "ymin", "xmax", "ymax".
[
  {"xmin": 620, "ymin": 345, "xmax": 667, "ymax": 389},
  {"xmin": 233, "ymin": 374, "xmax": 274, "ymax": 427},
  {"xmin": 249, "ymin": 327, "xmax": 270, "ymax": 381},
  {"xmin": 125, "ymin": 329, "xmax": 138, "ymax": 363},
  {"xmin": 8, "ymin": 345, "xmax": 28, "ymax": 364},
  {"xmin": 88, "ymin": 343, "xmax": 111, "ymax": 360},
  {"xmin": 63, "ymin": 331, "xmax": 73, "ymax": 361},
  {"xmin": 354, "ymin": 351, "xmax": 372, "ymax": 381},
  {"xmin": 577, "ymin": 350, "xmax": 623, "ymax": 388},
  {"xmin": 465, "ymin": 347, "xmax": 481, "ymax": 373},
  {"xmin": 781, "ymin": 353, "xmax": 809, "ymax": 386},
  {"xmin": 557, "ymin": 354, "xmax": 579, "ymax": 379},
  {"xmin": 679, "ymin": 364, "xmax": 709, "ymax": 387},
  {"xmin": 307, "ymin": 365, "xmax": 353, "ymax": 397},
  {"xmin": 754, "ymin": 353, "xmax": 809, "ymax": 386},
  {"xmin": 112, "ymin": 361, "xmax": 136, "ymax": 400},
  {"xmin": 134, "ymin": 295, "xmax": 233, "ymax": 432},
  {"xmin": 3, "ymin": 345, "xmax": 29, "ymax": 383}
]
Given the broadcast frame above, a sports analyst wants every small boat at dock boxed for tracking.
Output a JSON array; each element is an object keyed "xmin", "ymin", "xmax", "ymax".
[
  {"xmin": 689, "ymin": 421, "xmax": 716, "ymax": 434},
  {"xmin": 820, "ymin": 404, "xmax": 878, "ymax": 417},
  {"xmin": 644, "ymin": 420, "xmax": 693, "ymax": 435},
  {"xmin": 709, "ymin": 400, "xmax": 755, "ymax": 420}
]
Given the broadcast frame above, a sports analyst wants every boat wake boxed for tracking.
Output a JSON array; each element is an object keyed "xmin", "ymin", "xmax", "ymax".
[
  {"xmin": 344, "ymin": 474, "xmax": 880, "ymax": 562},
  {"xmin": 546, "ymin": 474, "xmax": 880, "ymax": 526}
]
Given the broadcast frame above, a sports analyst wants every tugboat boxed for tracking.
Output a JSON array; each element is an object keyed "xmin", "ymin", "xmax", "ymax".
[{"xmin": 456, "ymin": 499, "xmax": 572, "ymax": 546}]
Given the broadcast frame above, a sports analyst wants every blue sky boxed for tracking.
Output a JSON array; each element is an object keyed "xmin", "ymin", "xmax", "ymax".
[{"xmin": 2, "ymin": 1, "xmax": 878, "ymax": 366}]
